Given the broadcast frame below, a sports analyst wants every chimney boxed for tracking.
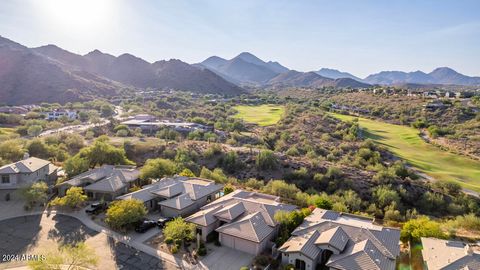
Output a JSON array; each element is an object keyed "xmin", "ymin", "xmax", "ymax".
[{"xmin": 23, "ymin": 152, "xmax": 30, "ymax": 160}]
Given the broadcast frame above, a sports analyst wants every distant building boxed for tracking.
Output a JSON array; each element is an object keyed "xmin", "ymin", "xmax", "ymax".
[
  {"xmin": 423, "ymin": 101, "xmax": 451, "ymax": 111},
  {"xmin": 421, "ymin": 237, "xmax": 480, "ymax": 269},
  {"xmin": 121, "ymin": 115, "xmax": 213, "ymax": 134},
  {"xmin": 278, "ymin": 208, "xmax": 400, "ymax": 270},
  {"xmin": 445, "ymin": 91, "xmax": 455, "ymax": 98},
  {"xmin": 0, "ymin": 106, "xmax": 29, "ymax": 114},
  {"xmin": 0, "ymin": 156, "xmax": 58, "ymax": 200},
  {"xmin": 423, "ymin": 91, "xmax": 438, "ymax": 99},
  {"xmin": 45, "ymin": 110, "xmax": 77, "ymax": 121},
  {"xmin": 117, "ymin": 176, "xmax": 223, "ymax": 217},
  {"xmin": 57, "ymin": 165, "xmax": 139, "ymax": 200},
  {"xmin": 186, "ymin": 190, "xmax": 297, "ymax": 255},
  {"xmin": 407, "ymin": 90, "xmax": 422, "ymax": 97}
]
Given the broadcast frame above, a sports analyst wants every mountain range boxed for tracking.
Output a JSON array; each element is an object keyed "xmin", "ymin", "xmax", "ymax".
[
  {"xmin": 196, "ymin": 54, "xmax": 480, "ymax": 88},
  {"xmin": 364, "ymin": 68, "xmax": 480, "ymax": 86},
  {"xmin": 195, "ymin": 53, "xmax": 371, "ymax": 88},
  {"xmin": 1, "ymin": 35, "xmax": 479, "ymax": 105},
  {"xmin": 0, "ymin": 36, "xmax": 244, "ymax": 105}
]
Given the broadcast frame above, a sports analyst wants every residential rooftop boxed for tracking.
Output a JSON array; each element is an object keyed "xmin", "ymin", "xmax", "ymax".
[
  {"xmin": 186, "ymin": 189, "xmax": 297, "ymax": 242},
  {"xmin": 117, "ymin": 176, "xmax": 223, "ymax": 209},
  {"xmin": 0, "ymin": 157, "xmax": 53, "ymax": 174},
  {"xmin": 421, "ymin": 237, "xmax": 480, "ymax": 270},
  {"xmin": 279, "ymin": 208, "xmax": 400, "ymax": 270}
]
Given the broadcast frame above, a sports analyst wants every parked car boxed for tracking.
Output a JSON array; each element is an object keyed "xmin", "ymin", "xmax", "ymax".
[
  {"xmin": 135, "ymin": 219, "xmax": 157, "ymax": 233},
  {"xmin": 85, "ymin": 202, "xmax": 107, "ymax": 214},
  {"xmin": 156, "ymin": 217, "xmax": 174, "ymax": 228}
]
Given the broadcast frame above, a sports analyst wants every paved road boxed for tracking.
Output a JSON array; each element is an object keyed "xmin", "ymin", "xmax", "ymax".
[
  {"xmin": 38, "ymin": 105, "xmax": 125, "ymax": 137},
  {"xmin": 0, "ymin": 214, "xmax": 177, "ymax": 270}
]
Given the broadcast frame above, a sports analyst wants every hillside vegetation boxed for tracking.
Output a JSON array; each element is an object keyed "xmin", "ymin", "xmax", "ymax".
[{"xmin": 331, "ymin": 113, "xmax": 480, "ymax": 192}]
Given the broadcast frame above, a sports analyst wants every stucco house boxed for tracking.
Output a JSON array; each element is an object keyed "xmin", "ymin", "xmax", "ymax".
[
  {"xmin": 117, "ymin": 176, "xmax": 223, "ymax": 217},
  {"xmin": 57, "ymin": 165, "xmax": 139, "ymax": 200},
  {"xmin": 421, "ymin": 237, "xmax": 480, "ymax": 269},
  {"xmin": 0, "ymin": 156, "xmax": 58, "ymax": 200},
  {"xmin": 185, "ymin": 190, "xmax": 297, "ymax": 255},
  {"xmin": 278, "ymin": 208, "xmax": 400, "ymax": 270}
]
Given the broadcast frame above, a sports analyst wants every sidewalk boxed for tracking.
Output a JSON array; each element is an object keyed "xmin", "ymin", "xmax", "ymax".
[{"xmin": 0, "ymin": 202, "xmax": 196, "ymax": 270}]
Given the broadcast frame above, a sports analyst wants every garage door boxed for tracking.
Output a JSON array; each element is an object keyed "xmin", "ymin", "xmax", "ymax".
[
  {"xmin": 221, "ymin": 234, "xmax": 257, "ymax": 255},
  {"xmin": 221, "ymin": 233, "xmax": 235, "ymax": 248},
  {"xmin": 233, "ymin": 238, "xmax": 257, "ymax": 254}
]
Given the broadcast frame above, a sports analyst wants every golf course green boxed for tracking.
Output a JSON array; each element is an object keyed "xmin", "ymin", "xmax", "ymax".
[
  {"xmin": 233, "ymin": 104, "xmax": 284, "ymax": 126},
  {"xmin": 331, "ymin": 113, "xmax": 480, "ymax": 192}
]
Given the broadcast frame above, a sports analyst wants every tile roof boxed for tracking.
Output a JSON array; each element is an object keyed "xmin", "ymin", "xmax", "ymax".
[
  {"xmin": 158, "ymin": 193, "xmax": 195, "ymax": 210},
  {"xmin": 280, "ymin": 208, "xmax": 400, "ymax": 270},
  {"xmin": 0, "ymin": 157, "xmax": 51, "ymax": 174},
  {"xmin": 326, "ymin": 239, "xmax": 395, "ymax": 270},
  {"xmin": 314, "ymin": 226, "xmax": 349, "ymax": 252},
  {"xmin": 186, "ymin": 190, "xmax": 297, "ymax": 242},
  {"xmin": 278, "ymin": 230, "xmax": 322, "ymax": 260},
  {"xmin": 117, "ymin": 176, "xmax": 222, "ymax": 211},
  {"xmin": 421, "ymin": 237, "xmax": 480, "ymax": 270},
  {"xmin": 213, "ymin": 201, "xmax": 246, "ymax": 221},
  {"xmin": 215, "ymin": 212, "xmax": 274, "ymax": 243},
  {"xmin": 61, "ymin": 165, "xmax": 139, "ymax": 193},
  {"xmin": 185, "ymin": 205, "xmax": 223, "ymax": 226}
]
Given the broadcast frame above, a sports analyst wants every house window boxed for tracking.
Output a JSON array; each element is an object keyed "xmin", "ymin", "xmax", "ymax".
[
  {"xmin": 207, "ymin": 195, "xmax": 212, "ymax": 203},
  {"xmin": 1, "ymin": 175, "xmax": 10, "ymax": 184}
]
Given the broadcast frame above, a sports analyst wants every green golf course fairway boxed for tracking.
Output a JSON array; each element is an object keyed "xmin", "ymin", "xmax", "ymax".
[
  {"xmin": 233, "ymin": 104, "xmax": 284, "ymax": 126},
  {"xmin": 331, "ymin": 113, "xmax": 480, "ymax": 192}
]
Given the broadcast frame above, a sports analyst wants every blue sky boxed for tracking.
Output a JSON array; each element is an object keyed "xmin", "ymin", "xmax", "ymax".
[{"xmin": 0, "ymin": 0, "xmax": 479, "ymax": 78}]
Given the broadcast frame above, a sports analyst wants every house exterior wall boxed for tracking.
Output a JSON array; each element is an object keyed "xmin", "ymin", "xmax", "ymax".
[
  {"xmin": 281, "ymin": 252, "xmax": 317, "ymax": 270},
  {"xmin": 0, "ymin": 164, "xmax": 50, "ymax": 190},
  {"xmin": 198, "ymin": 220, "xmax": 221, "ymax": 241}
]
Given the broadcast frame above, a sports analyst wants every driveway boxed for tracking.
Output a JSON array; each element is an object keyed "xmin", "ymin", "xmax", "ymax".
[
  {"xmin": 0, "ymin": 214, "xmax": 177, "ymax": 270},
  {"xmin": 198, "ymin": 245, "xmax": 253, "ymax": 270}
]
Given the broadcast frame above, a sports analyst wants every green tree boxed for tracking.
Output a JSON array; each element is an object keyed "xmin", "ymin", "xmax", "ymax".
[
  {"xmin": 27, "ymin": 125, "xmax": 43, "ymax": 137},
  {"xmin": 256, "ymin": 150, "xmax": 278, "ymax": 170},
  {"xmin": 21, "ymin": 181, "xmax": 48, "ymax": 207},
  {"xmin": 373, "ymin": 186, "xmax": 401, "ymax": 209},
  {"xmin": 400, "ymin": 216, "xmax": 446, "ymax": 243},
  {"xmin": 27, "ymin": 139, "xmax": 50, "ymax": 159},
  {"xmin": 140, "ymin": 158, "xmax": 176, "ymax": 180},
  {"xmin": 78, "ymin": 111, "xmax": 89, "ymax": 122},
  {"xmin": 101, "ymin": 104, "xmax": 115, "ymax": 117},
  {"xmin": 220, "ymin": 151, "xmax": 243, "ymax": 173},
  {"xmin": 224, "ymin": 184, "xmax": 234, "ymax": 195},
  {"xmin": 0, "ymin": 139, "xmax": 25, "ymax": 162},
  {"xmin": 178, "ymin": 168, "xmax": 196, "ymax": 177},
  {"xmin": 274, "ymin": 208, "xmax": 311, "ymax": 245},
  {"xmin": 163, "ymin": 217, "xmax": 196, "ymax": 244},
  {"xmin": 262, "ymin": 180, "xmax": 300, "ymax": 200},
  {"xmin": 50, "ymin": 187, "xmax": 87, "ymax": 209},
  {"xmin": 74, "ymin": 138, "xmax": 133, "ymax": 168},
  {"xmin": 63, "ymin": 155, "xmax": 90, "ymax": 177},
  {"xmin": 105, "ymin": 199, "xmax": 147, "ymax": 230}
]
